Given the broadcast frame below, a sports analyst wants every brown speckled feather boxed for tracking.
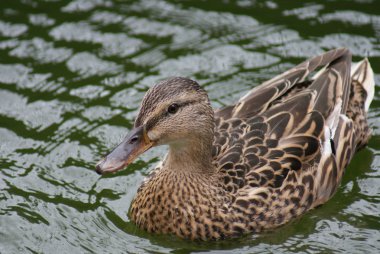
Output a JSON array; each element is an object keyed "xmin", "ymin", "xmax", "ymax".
[{"xmin": 213, "ymin": 49, "xmax": 349, "ymax": 191}]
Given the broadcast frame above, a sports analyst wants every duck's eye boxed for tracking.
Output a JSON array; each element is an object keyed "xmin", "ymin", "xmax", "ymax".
[{"xmin": 167, "ymin": 103, "xmax": 179, "ymax": 114}]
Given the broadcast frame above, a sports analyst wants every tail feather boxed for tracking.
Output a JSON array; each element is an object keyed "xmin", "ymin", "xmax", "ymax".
[
  {"xmin": 345, "ymin": 58, "xmax": 375, "ymax": 150},
  {"xmin": 315, "ymin": 56, "xmax": 375, "ymax": 204},
  {"xmin": 351, "ymin": 58, "xmax": 375, "ymax": 112}
]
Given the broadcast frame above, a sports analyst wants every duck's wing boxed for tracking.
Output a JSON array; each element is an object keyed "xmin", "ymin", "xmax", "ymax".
[{"xmin": 213, "ymin": 48, "xmax": 354, "ymax": 193}]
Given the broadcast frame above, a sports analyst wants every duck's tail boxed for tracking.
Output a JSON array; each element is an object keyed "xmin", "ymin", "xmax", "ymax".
[
  {"xmin": 334, "ymin": 58, "xmax": 375, "ymax": 167},
  {"xmin": 347, "ymin": 58, "xmax": 375, "ymax": 149},
  {"xmin": 313, "ymin": 56, "xmax": 375, "ymax": 207}
]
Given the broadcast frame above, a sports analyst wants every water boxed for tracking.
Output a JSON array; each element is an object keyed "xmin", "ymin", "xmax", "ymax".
[{"xmin": 0, "ymin": 0, "xmax": 380, "ymax": 253}]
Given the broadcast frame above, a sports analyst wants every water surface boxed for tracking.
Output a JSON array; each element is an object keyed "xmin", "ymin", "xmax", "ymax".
[{"xmin": 1, "ymin": 0, "xmax": 380, "ymax": 253}]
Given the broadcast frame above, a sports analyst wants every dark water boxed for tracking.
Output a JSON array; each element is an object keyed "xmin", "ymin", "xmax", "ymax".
[{"xmin": 1, "ymin": 0, "xmax": 380, "ymax": 253}]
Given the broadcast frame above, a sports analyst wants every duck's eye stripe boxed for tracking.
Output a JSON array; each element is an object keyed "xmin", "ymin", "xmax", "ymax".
[{"xmin": 165, "ymin": 100, "xmax": 196, "ymax": 116}]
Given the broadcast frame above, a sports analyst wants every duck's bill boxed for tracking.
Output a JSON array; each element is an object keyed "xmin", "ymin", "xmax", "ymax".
[{"xmin": 95, "ymin": 126, "xmax": 153, "ymax": 175}]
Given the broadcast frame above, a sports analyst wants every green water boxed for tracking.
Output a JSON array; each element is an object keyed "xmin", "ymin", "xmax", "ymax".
[{"xmin": 1, "ymin": 0, "xmax": 380, "ymax": 253}]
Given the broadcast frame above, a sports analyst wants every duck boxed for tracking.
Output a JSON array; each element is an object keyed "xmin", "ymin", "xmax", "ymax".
[{"xmin": 96, "ymin": 48, "xmax": 375, "ymax": 240}]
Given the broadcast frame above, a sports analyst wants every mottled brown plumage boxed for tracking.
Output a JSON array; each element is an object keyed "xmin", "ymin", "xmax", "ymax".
[{"xmin": 96, "ymin": 48, "xmax": 375, "ymax": 240}]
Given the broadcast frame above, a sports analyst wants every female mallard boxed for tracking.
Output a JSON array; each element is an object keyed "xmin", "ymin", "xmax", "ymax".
[{"xmin": 96, "ymin": 48, "xmax": 375, "ymax": 240}]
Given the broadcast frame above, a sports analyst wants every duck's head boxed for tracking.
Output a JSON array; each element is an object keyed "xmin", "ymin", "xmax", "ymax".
[{"xmin": 96, "ymin": 77, "xmax": 214, "ymax": 174}]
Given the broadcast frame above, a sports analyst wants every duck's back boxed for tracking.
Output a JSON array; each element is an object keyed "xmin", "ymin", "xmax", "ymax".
[{"xmin": 212, "ymin": 48, "xmax": 374, "ymax": 231}]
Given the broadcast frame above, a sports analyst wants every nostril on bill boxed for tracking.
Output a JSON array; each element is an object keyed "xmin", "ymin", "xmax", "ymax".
[{"xmin": 129, "ymin": 136, "xmax": 139, "ymax": 144}]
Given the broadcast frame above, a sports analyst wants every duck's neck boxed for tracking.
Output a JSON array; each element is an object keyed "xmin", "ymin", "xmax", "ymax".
[{"xmin": 165, "ymin": 134, "xmax": 215, "ymax": 174}]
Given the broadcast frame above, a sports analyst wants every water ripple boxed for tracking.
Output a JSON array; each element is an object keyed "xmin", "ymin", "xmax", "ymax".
[
  {"xmin": 28, "ymin": 14, "xmax": 55, "ymax": 27},
  {"xmin": 157, "ymin": 45, "xmax": 280, "ymax": 77},
  {"xmin": 0, "ymin": 90, "xmax": 72, "ymax": 130},
  {"xmin": 50, "ymin": 22, "xmax": 147, "ymax": 57},
  {"xmin": 10, "ymin": 38, "xmax": 73, "ymax": 64},
  {"xmin": 320, "ymin": 10, "xmax": 378, "ymax": 26},
  {"xmin": 283, "ymin": 4, "xmax": 324, "ymax": 20},
  {"xmin": 320, "ymin": 34, "xmax": 380, "ymax": 57},
  {"xmin": 66, "ymin": 52, "xmax": 122, "ymax": 78},
  {"xmin": 62, "ymin": 0, "xmax": 113, "ymax": 13},
  {"xmin": 0, "ymin": 20, "xmax": 28, "ymax": 37}
]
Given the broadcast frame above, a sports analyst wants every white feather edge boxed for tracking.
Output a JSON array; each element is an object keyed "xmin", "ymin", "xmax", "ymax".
[
  {"xmin": 351, "ymin": 58, "xmax": 375, "ymax": 111},
  {"xmin": 321, "ymin": 99, "xmax": 341, "ymax": 156},
  {"xmin": 312, "ymin": 65, "xmax": 327, "ymax": 80},
  {"xmin": 322, "ymin": 126, "xmax": 332, "ymax": 156},
  {"xmin": 326, "ymin": 99, "xmax": 342, "ymax": 139},
  {"xmin": 321, "ymin": 113, "xmax": 351, "ymax": 157}
]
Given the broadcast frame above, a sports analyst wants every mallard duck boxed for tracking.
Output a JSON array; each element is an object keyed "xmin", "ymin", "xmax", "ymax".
[{"xmin": 96, "ymin": 48, "xmax": 375, "ymax": 240}]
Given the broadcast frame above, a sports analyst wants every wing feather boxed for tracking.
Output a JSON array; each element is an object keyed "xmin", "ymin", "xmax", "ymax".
[
  {"xmin": 215, "ymin": 48, "xmax": 351, "ymax": 120},
  {"xmin": 214, "ymin": 48, "xmax": 354, "ymax": 193}
]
